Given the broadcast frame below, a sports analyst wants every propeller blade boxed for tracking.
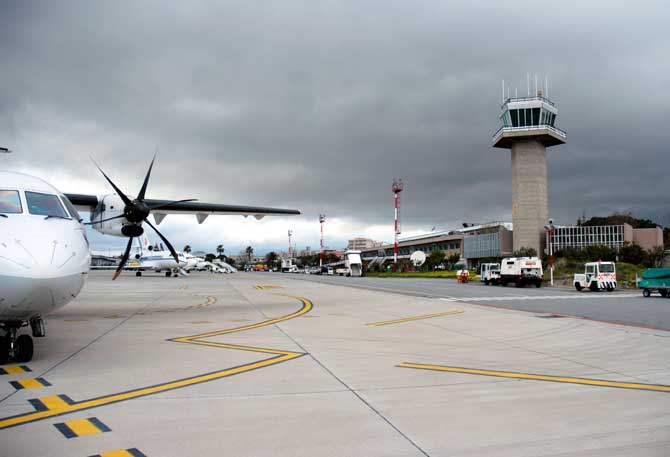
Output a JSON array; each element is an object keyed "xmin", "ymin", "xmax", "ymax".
[
  {"xmin": 90, "ymin": 157, "xmax": 133, "ymax": 206},
  {"xmin": 148, "ymin": 198, "xmax": 198, "ymax": 210},
  {"xmin": 84, "ymin": 214, "xmax": 125, "ymax": 226},
  {"xmin": 137, "ymin": 154, "xmax": 156, "ymax": 201},
  {"xmin": 145, "ymin": 219, "xmax": 180, "ymax": 265},
  {"xmin": 113, "ymin": 237, "xmax": 135, "ymax": 280}
]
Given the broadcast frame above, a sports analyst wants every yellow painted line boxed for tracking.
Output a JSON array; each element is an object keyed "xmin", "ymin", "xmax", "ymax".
[
  {"xmin": 398, "ymin": 363, "xmax": 670, "ymax": 393},
  {"xmin": 33, "ymin": 395, "xmax": 71, "ymax": 411},
  {"xmin": 0, "ymin": 365, "xmax": 31, "ymax": 375},
  {"xmin": 190, "ymin": 295, "xmax": 217, "ymax": 309},
  {"xmin": 10, "ymin": 378, "xmax": 51, "ymax": 389},
  {"xmin": 367, "ymin": 309, "xmax": 464, "ymax": 327},
  {"xmin": 255, "ymin": 285, "xmax": 282, "ymax": 290},
  {"xmin": 96, "ymin": 449, "xmax": 146, "ymax": 457},
  {"xmin": 0, "ymin": 295, "xmax": 313, "ymax": 429}
]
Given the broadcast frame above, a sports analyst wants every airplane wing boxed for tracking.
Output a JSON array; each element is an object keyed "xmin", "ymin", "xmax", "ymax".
[{"xmin": 64, "ymin": 193, "xmax": 301, "ymax": 223}]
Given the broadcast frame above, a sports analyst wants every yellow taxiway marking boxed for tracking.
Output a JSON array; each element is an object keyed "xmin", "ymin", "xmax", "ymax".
[
  {"xmin": 10, "ymin": 378, "xmax": 51, "ymax": 390},
  {"xmin": 398, "ymin": 363, "xmax": 670, "ymax": 393},
  {"xmin": 94, "ymin": 448, "xmax": 146, "ymax": 457},
  {"xmin": 190, "ymin": 295, "xmax": 217, "ymax": 309},
  {"xmin": 255, "ymin": 285, "xmax": 282, "ymax": 290},
  {"xmin": 0, "ymin": 294, "xmax": 313, "ymax": 429},
  {"xmin": 0, "ymin": 365, "xmax": 31, "ymax": 375},
  {"xmin": 367, "ymin": 309, "xmax": 464, "ymax": 327}
]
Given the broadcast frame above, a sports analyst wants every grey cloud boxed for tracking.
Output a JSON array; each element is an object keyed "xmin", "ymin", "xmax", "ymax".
[{"xmin": 1, "ymin": 0, "xmax": 669, "ymax": 252}]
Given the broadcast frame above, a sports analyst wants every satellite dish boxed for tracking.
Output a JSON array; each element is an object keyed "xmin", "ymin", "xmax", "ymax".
[{"xmin": 410, "ymin": 251, "xmax": 426, "ymax": 267}]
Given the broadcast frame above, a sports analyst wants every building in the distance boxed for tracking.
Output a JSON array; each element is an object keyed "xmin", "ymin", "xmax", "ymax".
[
  {"xmin": 360, "ymin": 230, "xmax": 463, "ymax": 267},
  {"xmin": 462, "ymin": 222, "xmax": 514, "ymax": 265},
  {"xmin": 347, "ymin": 237, "xmax": 384, "ymax": 251},
  {"xmin": 549, "ymin": 224, "xmax": 663, "ymax": 253}
]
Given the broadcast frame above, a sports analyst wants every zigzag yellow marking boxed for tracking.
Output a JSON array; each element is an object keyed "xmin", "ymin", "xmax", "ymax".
[{"xmin": 0, "ymin": 295, "xmax": 313, "ymax": 429}]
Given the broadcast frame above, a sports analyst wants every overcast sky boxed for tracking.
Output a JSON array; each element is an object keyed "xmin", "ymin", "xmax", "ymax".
[{"xmin": 1, "ymin": 1, "xmax": 668, "ymax": 254}]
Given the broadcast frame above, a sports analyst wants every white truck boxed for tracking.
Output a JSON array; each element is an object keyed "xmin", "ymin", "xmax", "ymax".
[
  {"xmin": 574, "ymin": 261, "xmax": 616, "ymax": 292},
  {"xmin": 499, "ymin": 257, "xmax": 543, "ymax": 288},
  {"xmin": 480, "ymin": 263, "xmax": 501, "ymax": 285},
  {"xmin": 345, "ymin": 250, "xmax": 363, "ymax": 277}
]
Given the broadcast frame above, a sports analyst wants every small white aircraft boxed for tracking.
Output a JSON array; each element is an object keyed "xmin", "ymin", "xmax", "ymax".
[
  {"xmin": 129, "ymin": 235, "xmax": 188, "ymax": 277},
  {"xmin": 0, "ymin": 156, "xmax": 300, "ymax": 363}
]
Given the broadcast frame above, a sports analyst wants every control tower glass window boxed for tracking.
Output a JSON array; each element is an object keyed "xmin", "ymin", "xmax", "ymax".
[
  {"xmin": 510, "ymin": 109, "xmax": 519, "ymax": 127},
  {"xmin": 532, "ymin": 108, "xmax": 540, "ymax": 125}
]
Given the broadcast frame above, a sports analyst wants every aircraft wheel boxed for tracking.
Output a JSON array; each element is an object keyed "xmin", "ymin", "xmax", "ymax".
[
  {"xmin": 0, "ymin": 337, "xmax": 9, "ymax": 364},
  {"xmin": 575, "ymin": 283, "xmax": 583, "ymax": 291},
  {"xmin": 135, "ymin": 271, "xmax": 142, "ymax": 277},
  {"xmin": 642, "ymin": 289, "xmax": 651, "ymax": 298},
  {"xmin": 14, "ymin": 335, "xmax": 33, "ymax": 363},
  {"xmin": 165, "ymin": 271, "xmax": 172, "ymax": 277}
]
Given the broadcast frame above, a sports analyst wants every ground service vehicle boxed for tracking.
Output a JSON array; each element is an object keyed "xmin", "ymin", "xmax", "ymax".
[
  {"xmin": 573, "ymin": 262, "xmax": 616, "ymax": 292},
  {"xmin": 500, "ymin": 257, "xmax": 543, "ymax": 288},
  {"xmin": 480, "ymin": 263, "xmax": 501, "ymax": 285},
  {"xmin": 638, "ymin": 268, "xmax": 670, "ymax": 298},
  {"xmin": 345, "ymin": 250, "xmax": 363, "ymax": 277}
]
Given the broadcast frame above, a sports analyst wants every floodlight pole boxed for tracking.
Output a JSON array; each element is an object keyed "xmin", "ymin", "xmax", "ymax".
[
  {"xmin": 392, "ymin": 179, "xmax": 404, "ymax": 270},
  {"xmin": 319, "ymin": 214, "xmax": 326, "ymax": 268}
]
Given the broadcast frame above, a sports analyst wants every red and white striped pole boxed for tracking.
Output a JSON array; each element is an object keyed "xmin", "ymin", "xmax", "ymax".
[{"xmin": 392, "ymin": 179, "xmax": 404, "ymax": 268}]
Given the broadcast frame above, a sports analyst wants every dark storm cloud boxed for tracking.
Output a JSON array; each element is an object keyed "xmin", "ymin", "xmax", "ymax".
[{"xmin": 1, "ymin": 0, "xmax": 669, "ymax": 250}]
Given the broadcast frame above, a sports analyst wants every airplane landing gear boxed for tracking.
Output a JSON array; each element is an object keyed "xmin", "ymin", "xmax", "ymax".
[
  {"xmin": 30, "ymin": 317, "xmax": 46, "ymax": 338},
  {"xmin": 0, "ymin": 323, "xmax": 34, "ymax": 364},
  {"xmin": 165, "ymin": 271, "xmax": 172, "ymax": 277}
]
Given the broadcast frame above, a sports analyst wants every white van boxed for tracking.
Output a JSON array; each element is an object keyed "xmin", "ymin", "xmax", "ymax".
[{"xmin": 500, "ymin": 257, "xmax": 543, "ymax": 288}]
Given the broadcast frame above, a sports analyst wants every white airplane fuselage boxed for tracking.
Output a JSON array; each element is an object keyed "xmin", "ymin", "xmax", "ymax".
[{"xmin": 0, "ymin": 171, "xmax": 91, "ymax": 322}]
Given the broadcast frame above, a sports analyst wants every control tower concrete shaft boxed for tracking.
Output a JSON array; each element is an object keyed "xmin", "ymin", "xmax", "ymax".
[{"xmin": 493, "ymin": 91, "xmax": 566, "ymax": 255}]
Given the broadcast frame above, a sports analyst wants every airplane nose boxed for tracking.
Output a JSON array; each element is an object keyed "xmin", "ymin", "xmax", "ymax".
[{"xmin": 1, "ymin": 224, "xmax": 89, "ymax": 278}]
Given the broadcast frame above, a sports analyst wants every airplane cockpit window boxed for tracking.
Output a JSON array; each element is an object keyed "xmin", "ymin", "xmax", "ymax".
[
  {"xmin": 61, "ymin": 196, "xmax": 82, "ymax": 221},
  {"xmin": 0, "ymin": 190, "xmax": 23, "ymax": 213},
  {"xmin": 25, "ymin": 191, "xmax": 70, "ymax": 218}
]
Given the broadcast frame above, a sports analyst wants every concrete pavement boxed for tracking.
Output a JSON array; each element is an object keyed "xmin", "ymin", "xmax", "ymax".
[{"xmin": 0, "ymin": 271, "xmax": 668, "ymax": 456}]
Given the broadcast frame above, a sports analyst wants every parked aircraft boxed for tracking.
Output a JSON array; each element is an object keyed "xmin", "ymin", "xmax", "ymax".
[{"xmin": 0, "ymin": 156, "xmax": 300, "ymax": 363}]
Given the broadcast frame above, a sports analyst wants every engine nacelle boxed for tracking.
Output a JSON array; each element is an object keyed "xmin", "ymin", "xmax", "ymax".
[{"xmin": 90, "ymin": 194, "xmax": 143, "ymax": 237}]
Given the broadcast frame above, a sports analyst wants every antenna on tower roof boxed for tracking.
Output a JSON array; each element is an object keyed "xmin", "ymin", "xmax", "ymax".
[
  {"xmin": 502, "ymin": 79, "xmax": 505, "ymax": 103},
  {"xmin": 527, "ymin": 73, "xmax": 530, "ymax": 96},
  {"xmin": 545, "ymin": 75, "xmax": 549, "ymax": 98}
]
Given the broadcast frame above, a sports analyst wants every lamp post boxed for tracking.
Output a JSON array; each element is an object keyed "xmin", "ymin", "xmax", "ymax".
[
  {"xmin": 319, "ymin": 214, "xmax": 326, "ymax": 269},
  {"xmin": 544, "ymin": 221, "xmax": 555, "ymax": 286}
]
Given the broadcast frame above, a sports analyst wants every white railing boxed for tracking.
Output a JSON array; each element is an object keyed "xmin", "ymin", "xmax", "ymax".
[{"xmin": 492, "ymin": 125, "xmax": 567, "ymax": 142}]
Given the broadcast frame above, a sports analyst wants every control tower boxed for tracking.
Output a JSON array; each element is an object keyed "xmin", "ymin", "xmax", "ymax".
[{"xmin": 493, "ymin": 87, "xmax": 566, "ymax": 255}]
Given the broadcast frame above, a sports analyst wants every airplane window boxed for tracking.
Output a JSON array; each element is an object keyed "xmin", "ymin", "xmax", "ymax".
[
  {"xmin": 0, "ymin": 190, "xmax": 22, "ymax": 213},
  {"xmin": 25, "ymin": 191, "xmax": 70, "ymax": 218},
  {"xmin": 61, "ymin": 196, "xmax": 82, "ymax": 221}
]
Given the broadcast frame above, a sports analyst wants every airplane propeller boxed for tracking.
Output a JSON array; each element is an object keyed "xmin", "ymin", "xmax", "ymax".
[{"xmin": 91, "ymin": 156, "xmax": 196, "ymax": 280}]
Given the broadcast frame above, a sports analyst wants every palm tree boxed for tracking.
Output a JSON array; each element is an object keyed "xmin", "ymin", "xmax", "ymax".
[
  {"xmin": 183, "ymin": 245, "xmax": 192, "ymax": 254},
  {"xmin": 245, "ymin": 246, "xmax": 253, "ymax": 264},
  {"xmin": 216, "ymin": 244, "xmax": 224, "ymax": 260}
]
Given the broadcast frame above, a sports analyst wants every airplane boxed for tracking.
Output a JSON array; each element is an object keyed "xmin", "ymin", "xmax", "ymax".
[
  {"xmin": 0, "ymin": 155, "xmax": 300, "ymax": 363},
  {"xmin": 129, "ymin": 235, "xmax": 189, "ymax": 277}
]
